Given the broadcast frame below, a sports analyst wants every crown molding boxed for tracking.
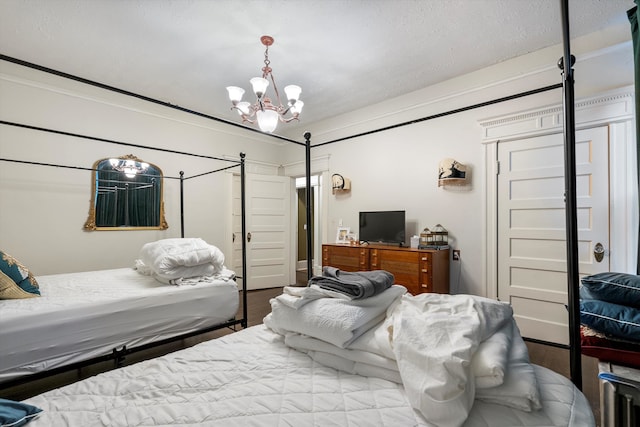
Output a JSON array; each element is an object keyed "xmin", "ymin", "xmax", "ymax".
[{"xmin": 479, "ymin": 87, "xmax": 634, "ymax": 142}]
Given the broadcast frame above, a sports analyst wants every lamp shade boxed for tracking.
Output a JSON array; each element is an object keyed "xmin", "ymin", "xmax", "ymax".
[
  {"xmin": 226, "ymin": 86, "xmax": 245, "ymax": 103},
  {"xmin": 284, "ymin": 85, "xmax": 302, "ymax": 103},
  {"xmin": 250, "ymin": 77, "xmax": 269, "ymax": 98},
  {"xmin": 290, "ymin": 100, "xmax": 304, "ymax": 115},
  {"xmin": 236, "ymin": 101, "xmax": 251, "ymax": 115},
  {"xmin": 256, "ymin": 109, "xmax": 279, "ymax": 133}
]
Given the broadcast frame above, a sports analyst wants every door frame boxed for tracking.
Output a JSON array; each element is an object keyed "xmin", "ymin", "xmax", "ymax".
[
  {"xmin": 226, "ymin": 157, "xmax": 285, "ymax": 287},
  {"xmin": 479, "ymin": 87, "xmax": 637, "ymax": 299},
  {"xmin": 284, "ymin": 155, "xmax": 331, "ymax": 279}
]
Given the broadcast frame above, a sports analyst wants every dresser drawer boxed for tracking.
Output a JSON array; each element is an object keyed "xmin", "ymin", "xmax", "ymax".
[
  {"xmin": 419, "ymin": 253, "xmax": 433, "ymax": 292},
  {"xmin": 321, "ymin": 244, "xmax": 449, "ymax": 294}
]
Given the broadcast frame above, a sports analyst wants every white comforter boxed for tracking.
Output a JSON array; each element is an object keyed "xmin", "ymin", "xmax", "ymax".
[
  {"xmin": 138, "ymin": 238, "xmax": 225, "ymax": 281},
  {"xmin": 25, "ymin": 325, "xmax": 595, "ymax": 427}
]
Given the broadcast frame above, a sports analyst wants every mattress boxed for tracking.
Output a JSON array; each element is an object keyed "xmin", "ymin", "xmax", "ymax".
[
  {"xmin": 25, "ymin": 325, "xmax": 595, "ymax": 427},
  {"xmin": 0, "ymin": 267, "xmax": 238, "ymax": 383}
]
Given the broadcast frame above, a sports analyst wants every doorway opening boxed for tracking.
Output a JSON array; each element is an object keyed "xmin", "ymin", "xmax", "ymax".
[{"xmin": 295, "ymin": 175, "xmax": 319, "ymax": 284}]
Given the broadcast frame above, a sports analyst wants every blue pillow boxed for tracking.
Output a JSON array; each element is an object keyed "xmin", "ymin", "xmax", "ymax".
[
  {"xmin": 580, "ymin": 299, "xmax": 640, "ymax": 341},
  {"xmin": 0, "ymin": 398, "xmax": 42, "ymax": 427},
  {"xmin": 581, "ymin": 272, "xmax": 640, "ymax": 308},
  {"xmin": 0, "ymin": 250, "xmax": 40, "ymax": 299}
]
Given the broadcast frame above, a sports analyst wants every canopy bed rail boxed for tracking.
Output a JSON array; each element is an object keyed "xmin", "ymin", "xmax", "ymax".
[{"xmin": 0, "ymin": 122, "xmax": 248, "ymax": 391}]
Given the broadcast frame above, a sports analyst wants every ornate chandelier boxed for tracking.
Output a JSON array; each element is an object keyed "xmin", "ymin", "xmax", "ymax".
[
  {"xmin": 109, "ymin": 156, "xmax": 149, "ymax": 178},
  {"xmin": 226, "ymin": 35, "xmax": 303, "ymax": 133}
]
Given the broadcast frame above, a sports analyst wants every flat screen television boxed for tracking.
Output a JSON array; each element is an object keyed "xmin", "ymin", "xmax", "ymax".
[{"xmin": 359, "ymin": 210, "xmax": 406, "ymax": 246}]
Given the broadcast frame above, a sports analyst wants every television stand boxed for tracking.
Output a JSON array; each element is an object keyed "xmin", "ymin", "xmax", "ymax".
[{"xmin": 321, "ymin": 243, "xmax": 450, "ymax": 295}]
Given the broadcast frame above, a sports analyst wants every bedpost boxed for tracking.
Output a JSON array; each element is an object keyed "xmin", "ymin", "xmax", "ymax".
[
  {"xmin": 304, "ymin": 132, "xmax": 313, "ymax": 282},
  {"xmin": 179, "ymin": 170, "xmax": 185, "ymax": 238},
  {"xmin": 559, "ymin": 0, "xmax": 582, "ymax": 390},
  {"xmin": 240, "ymin": 152, "xmax": 248, "ymax": 328}
]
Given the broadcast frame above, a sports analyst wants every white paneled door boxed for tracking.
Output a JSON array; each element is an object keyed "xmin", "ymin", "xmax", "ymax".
[
  {"xmin": 497, "ymin": 126, "xmax": 610, "ymax": 345},
  {"xmin": 242, "ymin": 173, "xmax": 291, "ymax": 290}
]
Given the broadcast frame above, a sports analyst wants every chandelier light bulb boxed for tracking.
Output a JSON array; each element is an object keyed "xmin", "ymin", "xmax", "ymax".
[
  {"xmin": 236, "ymin": 102, "xmax": 251, "ymax": 115},
  {"xmin": 250, "ymin": 77, "xmax": 269, "ymax": 98},
  {"xmin": 256, "ymin": 109, "xmax": 279, "ymax": 133},
  {"xmin": 291, "ymin": 100, "xmax": 304, "ymax": 115},
  {"xmin": 284, "ymin": 85, "xmax": 302, "ymax": 104}
]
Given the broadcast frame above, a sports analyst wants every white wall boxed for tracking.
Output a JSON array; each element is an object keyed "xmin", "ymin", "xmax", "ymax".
[
  {"xmin": 0, "ymin": 60, "xmax": 284, "ymax": 275},
  {"xmin": 281, "ymin": 23, "xmax": 636, "ymax": 296}
]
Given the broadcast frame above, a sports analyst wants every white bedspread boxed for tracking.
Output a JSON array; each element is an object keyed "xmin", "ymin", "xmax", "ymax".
[
  {"xmin": 24, "ymin": 325, "xmax": 595, "ymax": 427},
  {"xmin": 0, "ymin": 267, "xmax": 238, "ymax": 382}
]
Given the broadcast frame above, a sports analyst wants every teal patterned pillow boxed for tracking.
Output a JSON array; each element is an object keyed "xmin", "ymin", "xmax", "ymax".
[{"xmin": 0, "ymin": 250, "xmax": 40, "ymax": 299}]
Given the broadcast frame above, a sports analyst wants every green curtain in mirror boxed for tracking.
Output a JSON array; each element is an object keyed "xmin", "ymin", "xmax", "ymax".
[{"xmin": 84, "ymin": 155, "xmax": 168, "ymax": 230}]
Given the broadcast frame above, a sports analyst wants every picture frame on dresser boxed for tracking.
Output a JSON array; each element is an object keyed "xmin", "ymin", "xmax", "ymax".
[{"xmin": 335, "ymin": 227, "xmax": 350, "ymax": 244}]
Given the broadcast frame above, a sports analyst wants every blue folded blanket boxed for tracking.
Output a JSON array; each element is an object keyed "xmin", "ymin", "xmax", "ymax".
[{"xmin": 308, "ymin": 266, "xmax": 394, "ymax": 299}]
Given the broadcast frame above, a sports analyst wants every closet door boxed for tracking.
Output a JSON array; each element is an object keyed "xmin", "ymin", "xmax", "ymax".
[
  {"xmin": 244, "ymin": 173, "xmax": 291, "ymax": 290},
  {"xmin": 497, "ymin": 126, "xmax": 610, "ymax": 345}
]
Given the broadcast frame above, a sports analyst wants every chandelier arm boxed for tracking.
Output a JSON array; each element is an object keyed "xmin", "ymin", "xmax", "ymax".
[
  {"xmin": 279, "ymin": 116, "xmax": 300, "ymax": 124},
  {"xmin": 230, "ymin": 106, "xmax": 257, "ymax": 124},
  {"xmin": 268, "ymin": 72, "xmax": 284, "ymax": 108}
]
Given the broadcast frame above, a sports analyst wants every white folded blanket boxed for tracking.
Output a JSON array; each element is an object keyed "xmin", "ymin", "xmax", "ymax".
[
  {"xmin": 138, "ymin": 238, "xmax": 225, "ymax": 281},
  {"xmin": 265, "ymin": 285, "xmax": 406, "ymax": 348},
  {"xmin": 284, "ymin": 317, "xmax": 540, "ymax": 412},
  {"xmin": 266, "ymin": 288, "xmax": 541, "ymax": 426},
  {"xmin": 472, "ymin": 320, "xmax": 513, "ymax": 389},
  {"xmin": 275, "ymin": 285, "xmax": 352, "ymax": 309},
  {"xmin": 389, "ymin": 293, "xmax": 514, "ymax": 427}
]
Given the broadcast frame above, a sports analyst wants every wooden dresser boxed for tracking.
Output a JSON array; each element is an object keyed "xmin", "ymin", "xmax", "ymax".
[{"xmin": 321, "ymin": 244, "xmax": 450, "ymax": 295}]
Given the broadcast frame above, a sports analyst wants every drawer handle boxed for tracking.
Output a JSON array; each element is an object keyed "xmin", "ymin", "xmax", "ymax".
[
  {"xmin": 421, "ymin": 284, "xmax": 428, "ymax": 288},
  {"xmin": 421, "ymin": 257, "xmax": 427, "ymax": 261},
  {"xmin": 421, "ymin": 269, "xmax": 428, "ymax": 272}
]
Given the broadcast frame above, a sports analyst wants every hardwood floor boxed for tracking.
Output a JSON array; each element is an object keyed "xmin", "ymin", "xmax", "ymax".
[{"xmin": 1, "ymin": 279, "xmax": 602, "ymax": 426}]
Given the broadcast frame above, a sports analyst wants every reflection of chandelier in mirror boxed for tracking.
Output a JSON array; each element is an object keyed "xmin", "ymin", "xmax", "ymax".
[
  {"xmin": 226, "ymin": 35, "xmax": 303, "ymax": 133},
  {"xmin": 109, "ymin": 157, "xmax": 149, "ymax": 178}
]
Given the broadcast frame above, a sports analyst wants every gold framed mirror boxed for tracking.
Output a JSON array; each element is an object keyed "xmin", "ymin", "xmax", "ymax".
[{"xmin": 84, "ymin": 154, "xmax": 168, "ymax": 231}]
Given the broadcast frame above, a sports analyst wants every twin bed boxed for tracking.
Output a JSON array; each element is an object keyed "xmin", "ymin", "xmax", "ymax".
[{"xmin": 1, "ymin": 264, "xmax": 238, "ymax": 385}]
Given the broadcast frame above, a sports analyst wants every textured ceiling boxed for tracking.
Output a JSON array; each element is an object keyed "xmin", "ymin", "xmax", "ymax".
[{"xmin": 0, "ymin": 0, "xmax": 634, "ymax": 139}]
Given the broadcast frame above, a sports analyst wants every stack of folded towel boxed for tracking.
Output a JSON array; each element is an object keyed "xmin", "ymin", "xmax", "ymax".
[
  {"xmin": 265, "ymin": 269, "xmax": 542, "ymax": 427},
  {"xmin": 308, "ymin": 266, "xmax": 394, "ymax": 299}
]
